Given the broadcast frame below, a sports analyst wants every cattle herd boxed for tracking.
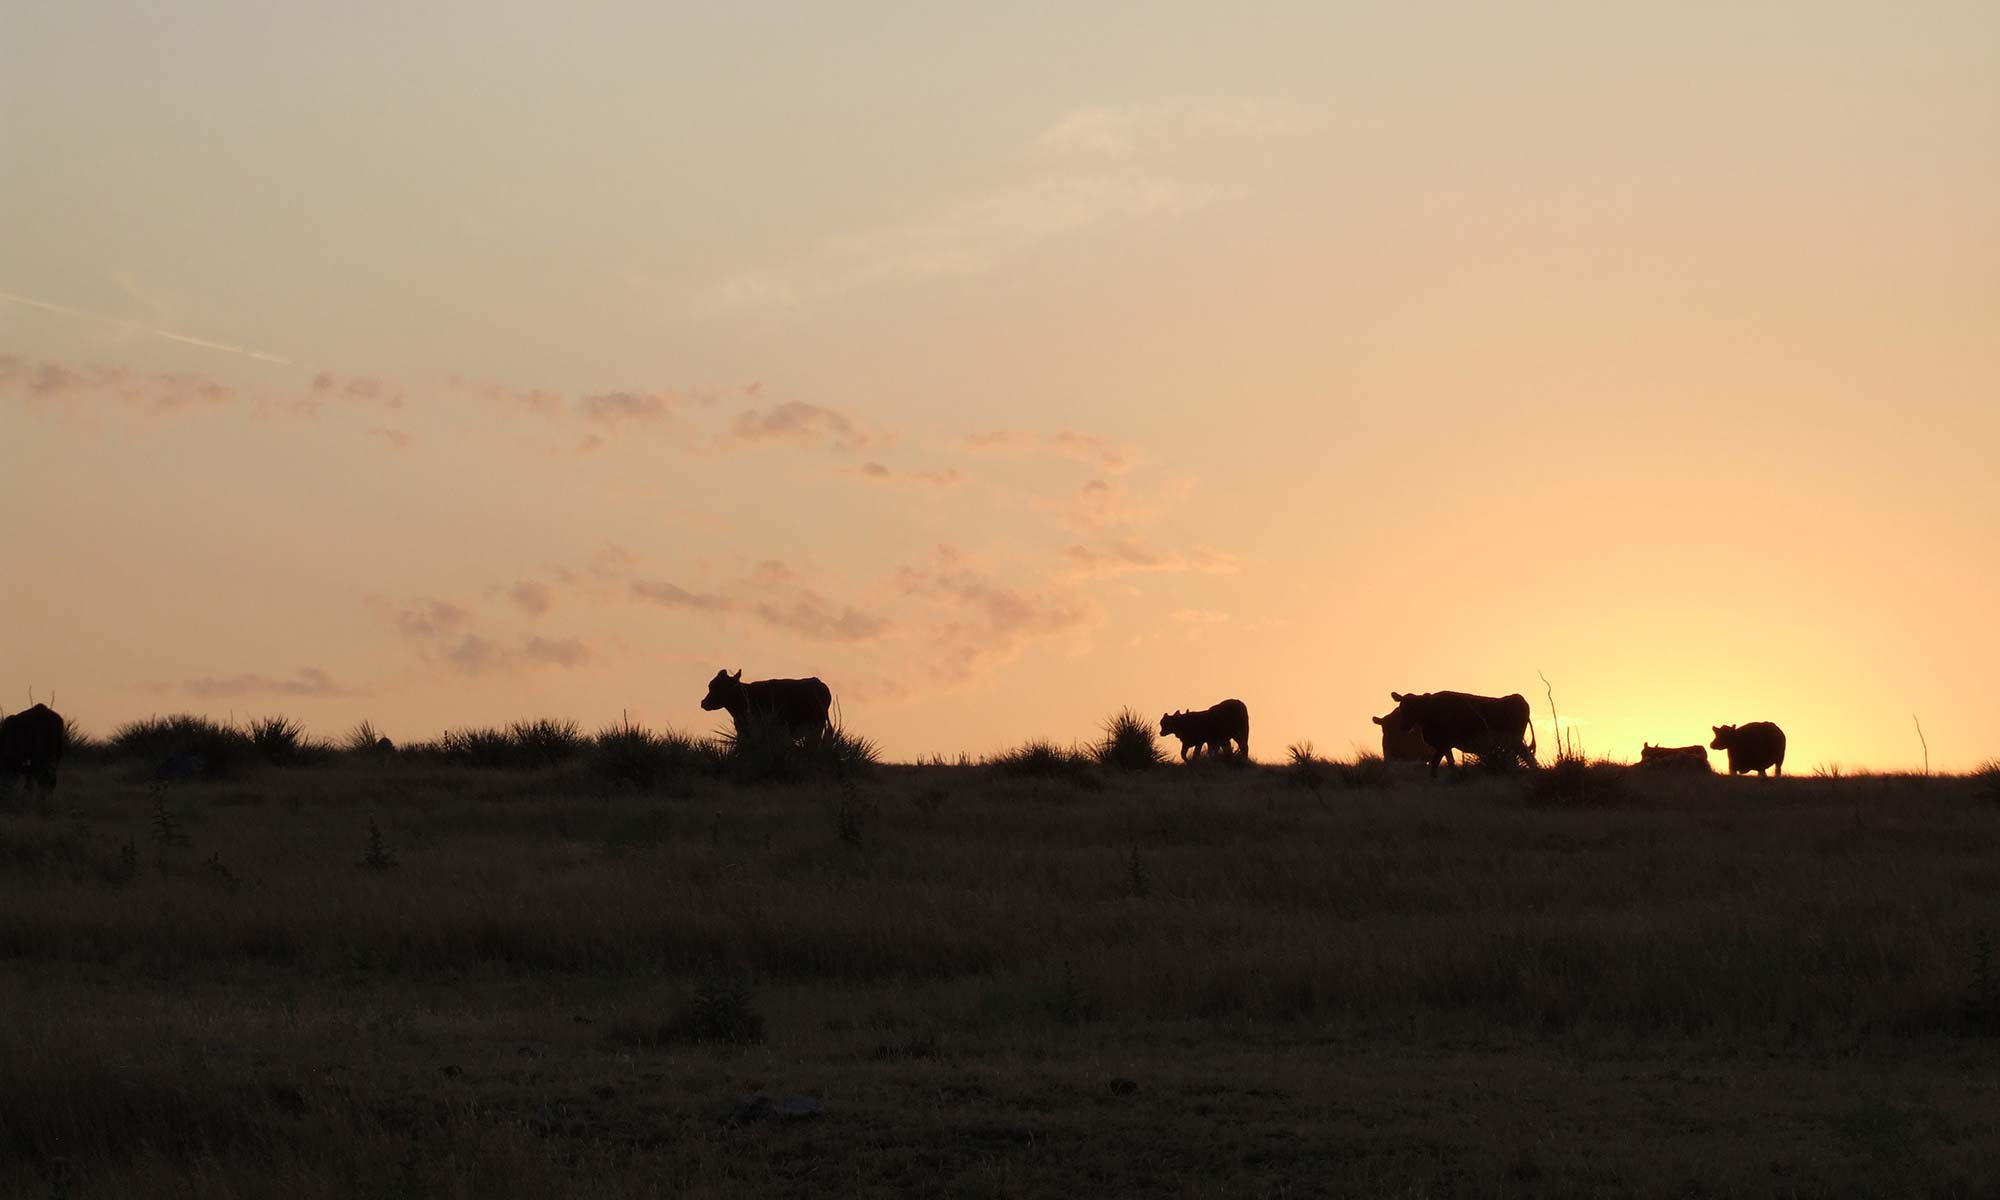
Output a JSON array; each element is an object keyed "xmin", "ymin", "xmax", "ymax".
[{"xmin": 0, "ymin": 673, "xmax": 1793, "ymax": 799}]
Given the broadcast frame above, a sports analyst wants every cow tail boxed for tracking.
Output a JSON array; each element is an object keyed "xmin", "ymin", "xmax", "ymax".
[{"xmin": 1526, "ymin": 718, "xmax": 1539, "ymax": 764}]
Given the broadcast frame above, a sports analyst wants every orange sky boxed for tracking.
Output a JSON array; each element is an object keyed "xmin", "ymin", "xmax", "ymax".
[{"xmin": 4, "ymin": 3, "xmax": 1996, "ymax": 769}]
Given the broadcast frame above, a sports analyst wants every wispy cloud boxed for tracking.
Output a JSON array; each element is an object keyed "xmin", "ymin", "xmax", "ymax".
[
  {"xmin": 626, "ymin": 559, "xmax": 891, "ymax": 644},
  {"xmin": 366, "ymin": 427, "xmax": 413, "ymax": 451},
  {"xmin": 961, "ymin": 429, "xmax": 1134, "ymax": 473},
  {"xmin": 893, "ymin": 546, "xmax": 1095, "ymax": 686},
  {"xmin": 708, "ymin": 174, "xmax": 1203, "ymax": 310},
  {"xmin": 380, "ymin": 597, "xmax": 595, "ymax": 677},
  {"xmin": 1037, "ymin": 100, "xmax": 1299, "ymax": 159},
  {"xmin": 507, "ymin": 580, "xmax": 554, "ymax": 617},
  {"xmin": 177, "ymin": 666, "xmax": 367, "ymax": 700},
  {"xmin": 728, "ymin": 401, "xmax": 878, "ymax": 453},
  {"xmin": 0, "ymin": 288, "xmax": 292, "ymax": 364},
  {"xmin": 852, "ymin": 461, "xmax": 965, "ymax": 488},
  {"xmin": 1062, "ymin": 539, "xmax": 1238, "ymax": 579}
]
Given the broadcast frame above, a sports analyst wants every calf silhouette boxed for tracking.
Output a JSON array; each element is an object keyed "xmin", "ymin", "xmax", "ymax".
[
  {"xmin": 1710, "ymin": 722, "xmax": 1785, "ymax": 776},
  {"xmin": 701, "ymin": 669, "xmax": 833, "ymax": 747},
  {"xmin": 1639, "ymin": 743, "xmax": 1710, "ymax": 771},
  {"xmin": 1159, "ymin": 699, "xmax": 1249, "ymax": 762}
]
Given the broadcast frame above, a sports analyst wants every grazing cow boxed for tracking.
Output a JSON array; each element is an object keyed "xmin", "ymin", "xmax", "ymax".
[
  {"xmin": 0, "ymin": 703, "xmax": 67, "ymax": 799},
  {"xmin": 1371, "ymin": 712, "xmax": 1436, "ymax": 763},
  {"xmin": 1710, "ymin": 722, "xmax": 1786, "ymax": 777},
  {"xmin": 700, "ymin": 669, "xmax": 833, "ymax": 746},
  {"xmin": 1159, "ymin": 699, "xmax": 1250, "ymax": 762},
  {"xmin": 1639, "ymin": 743, "xmax": 1711, "ymax": 771},
  {"xmin": 1380, "ymin": 690, "xmax": 1537, "ymax": 776}
]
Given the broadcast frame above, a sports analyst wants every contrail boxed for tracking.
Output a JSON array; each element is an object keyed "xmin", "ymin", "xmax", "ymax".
[{"xmin": 0, "ymin": 288, "xmax": 293, "ymax": 365}]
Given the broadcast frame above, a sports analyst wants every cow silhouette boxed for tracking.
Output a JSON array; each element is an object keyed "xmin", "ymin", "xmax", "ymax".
[
  {"xmin": 1371, "ymin": 711, "xmax": 1435, "ymax": 763},
  {"xmin": 1638, "ymin": 743, "xmax": 1710, "ymax": 771},
  {"xmin": 1159, "ymin": 699, "xmax": 1249, "ymax": 762},
  {"xmin": 1710, "ymin": 722, "xmax": 1786, "ymax": 776},
  {"xmin": 0, "ymin": 703, "xmax": 67, "ymax": 800},
  {"xmin": 700, "ymin": 670, "xmax": 833, "ymax": 747},
  {"xmin": 1379, "ymin": 690, "xmax": 1536, "ymax": 776}
]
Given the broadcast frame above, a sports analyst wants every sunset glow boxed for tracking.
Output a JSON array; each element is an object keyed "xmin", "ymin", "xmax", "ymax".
[{"xmin": 5, "ymin": 2, "xmax": 1996, "ymax": 769}]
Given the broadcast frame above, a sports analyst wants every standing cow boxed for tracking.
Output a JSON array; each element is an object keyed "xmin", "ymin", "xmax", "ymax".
[
  {"xmin": 1159, "ymin": 699, "xmax": 1250, "ymax": 762},
  {"xmin": 0, "ymin": 703, "xmax": 67, "ymax": 800},
  {"xmin": 1379, "ymin": 690, "xmax": 1537, "ymax": 777},
  {"xmin": 700, "ymin": 670, "xmax": 833, "ymax": 747},
  {"xmin": 1710, "ymin": 722, "xmax": 1786, "ymax": 776}
]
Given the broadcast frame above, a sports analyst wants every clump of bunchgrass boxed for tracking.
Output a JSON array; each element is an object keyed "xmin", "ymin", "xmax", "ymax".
[
  {"xmin": 508, "ymin": 718, "xmax": 588, "ymax": 767},
  {"xmin": 1973, "ymin": 761, "xmax": 2000, "ymax": 804},
  {"xmin": 1095, "ymin": 707, "xmax": 1166, "ymax": 771},
  {"xmin": 1287, "ymin": 742, "xmax": 1327, "ymax": 790},
  {"xmin": 987, "ymin": 739, "xmax": 1099, "ymax": 786},
  {"xmin": 110, "ymin": 714, "xmax": 252, "ymax": 780},
  {"xmin": 714, "ymin": 717, "xmax": 878, "ymax": 785},
  {"xmin": 590, "ymin": 719, "xmax": 709, "ymax": 789},
  {"xmin": 426, "ymin": 727, "xmax": 521, "ymax": 769},
  {"xmin": 342, "ymin": 720, "xmax": 394, "ymax": 754},
  {"xmin": 245, "ymin": 715, "xmax": 322, "ymax": 765},
  {"xmin": 658, "ymin": 975, "xmax": 767, "ymax": 1046},
  {"xmin": 1332, "ymin": 751, "xmax": 1394, "ymax": 789}
]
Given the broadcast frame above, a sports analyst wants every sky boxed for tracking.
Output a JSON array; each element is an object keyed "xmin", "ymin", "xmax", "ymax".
[{"xmin": 3, "ymin": 2, "xmax": 1996, "ymax": 770}]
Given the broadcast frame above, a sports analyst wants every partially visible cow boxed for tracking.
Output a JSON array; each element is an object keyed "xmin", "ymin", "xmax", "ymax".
[
  {"xmin": 700, "ymin": 669, "xmax": 833, "ymax": 746},
  {"xmin": 1710, "ymin": 722, "xmax": 1786, "ymax": 776},
  {"xmin": 0, "ymin": 703, "xmax": 67, "ymax": 800},
  {"xmin": 1639, "ymin": 743, "xmax": 1711, "ymax": 771},
  {"xmin": 1371, "ymin": 712, "xmax": 1436, "ymax": 763},
  {"xmin": 1379, "ymin": 690, "xmax": 1537, "ymax": 776},
  {"xmin": 1159, "ymin": 699, "xmax": 1249, "ymax": 762}
]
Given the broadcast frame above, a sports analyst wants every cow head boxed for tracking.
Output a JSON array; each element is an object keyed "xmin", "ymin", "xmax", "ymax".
[
  {"xmin": 1710, "ymin": 725, "xmax": 1735, "ymax": 750},
  {"xmin": 1380, "ymin": 692, "xmax": 1425, "ymax": 734},
  {"xmin": 701, "ymin": 669, "xmax": 745, "ymax": 711},
  {"xmin": 1159, "ymin": 711, "xmax": 1186, "ymax": 737}
]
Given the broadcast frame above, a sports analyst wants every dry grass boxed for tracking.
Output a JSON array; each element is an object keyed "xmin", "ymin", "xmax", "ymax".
[{"xmin": 4, "ymin": 757, "xmax": 2000, "ymax": 1196}]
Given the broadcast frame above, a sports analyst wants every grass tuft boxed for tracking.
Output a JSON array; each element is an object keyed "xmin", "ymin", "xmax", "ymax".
[
  {"xmin": 109, "ymin": 715, "xmax": 251, "ymax": 780},
  {"xmin": 1095, "ymin": 708, "xmax": 1166, "ymax": 771}
]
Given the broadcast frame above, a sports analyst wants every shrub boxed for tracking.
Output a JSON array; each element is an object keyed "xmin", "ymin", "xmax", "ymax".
[
  {"xmin": 509, "ymin": 718, "xmax": 587, "ymax": 767},
  {"xmin": 109, "ymin": 715, "xmax": 252, "ymax": 780},
  {"xmin": 988, "ymin": 739, "xmax": 1097, "ymax": 783},
  {"xmin": 590, "ymin": 721, "xmax": 710, "ymax": 789},
  {"xmin": 245, "ymin": 715, "xmax": 321, "ymax": 765},
  {"xmin": 432, "ymin": 727, "xmax": 521, "ymax": 769},
  {"xmin": 1286, "ymin": 742, "xmax": 1326, "ymax": 790},
  {"xmin": 668, "ymin": 976, "xmax": 766, "ymax": 1045},
  {"xmin": 1528, "ymin": 755, "xmax": 1631, "ymax": 806},
  {"xmin": 1096, "ymin": 708, "xmax": 1166, "ymax": 771},
  {"xmin": 1332, "ymin": 752, "xmax": 1394, "ymax": 789},
  {"xmin": 714, "ymin": 717, "xmax": 878, "ymax": 785},
  {"xmin": 1975, "ymin": 761, "xmax": 2000, "ymax": 804},
  {"xmin": 342, "ymin": 720, "xmax": 393, "ymax": 754}
]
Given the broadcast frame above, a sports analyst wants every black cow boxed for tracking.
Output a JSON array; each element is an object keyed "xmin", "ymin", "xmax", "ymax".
[
  {"xmin": 1710, "ymin": 722, "xmax": 1785, "ymax": 776},
  {"xmin": 0, "ymin": 703, "xmax": 67, "ymax": 799},
  {"xmin": 700, "ymin": 669, "xmax": 833, "ymax": 746},
  {"xmin": 1380, "ymin": 690, "xmax": 1536, "ymax": 776},
  {"xmin": 1159, "ymin": 699, "xmax": 1250, "ymax": 762}
]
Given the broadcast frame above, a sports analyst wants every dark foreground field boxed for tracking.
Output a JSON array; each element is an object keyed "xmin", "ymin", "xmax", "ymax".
[{"xmin": 5, "ymin": 753, "xmax": 2000, "ymax": 1198}]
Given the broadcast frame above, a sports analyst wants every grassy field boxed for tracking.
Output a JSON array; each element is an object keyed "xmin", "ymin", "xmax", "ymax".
[{"xmin": 5, "ymin": 735, "xmax": 2000, "ymax": 1198}]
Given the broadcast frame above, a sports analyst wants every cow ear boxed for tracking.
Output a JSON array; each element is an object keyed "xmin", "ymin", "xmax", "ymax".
[
  {"xmin": 732, "ymin": 670, "xmax": 743, "ymax": 681},
  {"xmin": 1371, "ymin": 715, "xmax": 1384, "ymax": 725},
  {"xmin": 1390, "ymin": 691, "xmax": 1405, "ymax": 702}
]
